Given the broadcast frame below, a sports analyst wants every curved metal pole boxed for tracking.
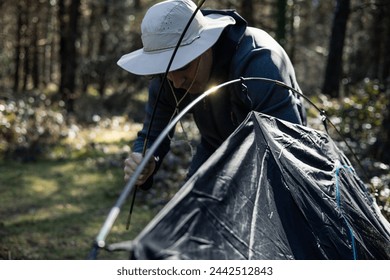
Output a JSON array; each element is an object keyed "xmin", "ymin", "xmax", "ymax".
[
  {"xmin": 92, "ymin": 76, "xmax": 327, "ymax": 249},
  {"xmin": 94, "ymin": 78, "xmax": 242, "ymax": 249}
]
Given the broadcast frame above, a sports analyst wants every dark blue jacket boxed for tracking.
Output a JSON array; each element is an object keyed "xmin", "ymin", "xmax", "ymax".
[{"xmin": 133, "ymin": 10, "xmax": 306, "ymax": 188}]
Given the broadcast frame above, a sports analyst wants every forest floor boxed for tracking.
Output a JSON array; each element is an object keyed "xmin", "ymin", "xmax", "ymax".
[{"xmin": 0, "ymin": 115, "xmax": 197, "ymax": 259}]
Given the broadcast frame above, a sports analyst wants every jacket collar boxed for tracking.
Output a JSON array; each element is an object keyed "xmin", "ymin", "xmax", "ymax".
[{"xmin": 201, "ymin": 10, "xmax": 247, "ymax": 87}]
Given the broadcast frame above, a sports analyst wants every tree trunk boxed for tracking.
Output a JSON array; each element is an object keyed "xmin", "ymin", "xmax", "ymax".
[
  {"xmin": 20, "ymin": 1, "xmax": 32, "ymax": 91},
  {"xmin": 240, "ymin": 0, "xmax": 254, "ymax": 26},
  {"xmin": 133, "ymin": 0, "xmax": 142, "ymax": 10},
  {"xmin": 42, "ymin": 1, "xmax": 52, "ymax": 86},
  {"xmin": 322, "ymin": 0, "xmax": 350, "ymax": 98},
  {"xmin": 288, "ymin": 0, "xmax": 296, "ymax": 62},
  {"xmin": 97, "ymin": 0, "xmax": 109, "ymax": 97},
  {"xmin": 13, "ymin": 1, "xmax": 25, "ymax": 92},
  {"xmin": 380, "ymin": 4, "xmax": 390, "ymax": 87},
  {"xmin": 276, "ymin": 0, "xmax": 287, "ymax": 46},
  {"xmin": 32, "ymin": 17, "xmax": 40, "ymax": 89},
  {"xmin": 367, "ymin": 6, "xmax": 384, "ymax": 80},
  {"xmin": 58, "ymin": 0, "xmax": 81, "ymax": 113},
  {"xmin": 22, "ymin": 45, "xmax": 29, "ymax": 91}
]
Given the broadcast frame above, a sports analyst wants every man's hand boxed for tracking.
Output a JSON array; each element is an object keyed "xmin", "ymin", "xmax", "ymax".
[{"xmin": 124, "ymin": 152, "xmax": 156, "ymax": 185}]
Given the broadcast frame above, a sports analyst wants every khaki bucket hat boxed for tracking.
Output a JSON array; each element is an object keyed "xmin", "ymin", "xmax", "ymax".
[{"xmin": 117, "ymin": 0, "xmax": 235, "ymax": 75}]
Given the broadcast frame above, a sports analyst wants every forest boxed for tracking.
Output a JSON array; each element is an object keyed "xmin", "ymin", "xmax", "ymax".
[{"xmin": 0, "ymin": 0, "xmax": 389, "ymax": 259}]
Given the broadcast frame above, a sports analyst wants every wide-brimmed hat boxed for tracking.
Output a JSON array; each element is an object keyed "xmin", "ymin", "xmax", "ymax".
[{"xmin": 117, "ymin": 0, "xmax": 235, "ymax": 76}]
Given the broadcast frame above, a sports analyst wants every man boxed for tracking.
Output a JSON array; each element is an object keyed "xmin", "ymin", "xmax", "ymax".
[{"xmin": 118, "ymin": 0, "xmax": 306, "ymax": 189}]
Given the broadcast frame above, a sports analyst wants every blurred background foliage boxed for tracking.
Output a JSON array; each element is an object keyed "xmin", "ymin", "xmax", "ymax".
[{"xmin": 0, "ymin": 0, "xmax": 389, "ymax": 259}]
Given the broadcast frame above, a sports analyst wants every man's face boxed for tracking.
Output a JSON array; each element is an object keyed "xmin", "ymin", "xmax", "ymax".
[{"xmin": 167, "ymin": 49, "xmax": 213, "ymax": 94}]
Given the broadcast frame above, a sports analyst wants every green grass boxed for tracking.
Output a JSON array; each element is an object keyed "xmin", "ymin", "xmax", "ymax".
[
  {"xmin": 0, "ymin": 113, "xmax": 188, "ymax": 260},
  {"xmin": 0, "ymin": 159, "xmax": 161, "ymax": 260}
]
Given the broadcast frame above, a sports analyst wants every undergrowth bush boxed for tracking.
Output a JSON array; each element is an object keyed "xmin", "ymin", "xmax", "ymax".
[
  {"xmin": 325, "ymin": 79, "xmax": 387, "ymax": 153},
  {"xmin": 311, "ymin": 79, "xmax": 390, "ymax": 219},
  {"xmin": 0, "ymin": 91, "xmax": 69, "ymax": 161}
]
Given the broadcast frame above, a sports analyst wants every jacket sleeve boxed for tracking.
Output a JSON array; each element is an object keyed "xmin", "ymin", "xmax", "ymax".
[
  {"xmin": 231, "ymin": 29, "xmax": 306, "ymax": 125},
  {"xmin": 132, "ymin": 77, "xmax": 176, "ymax": 189}
]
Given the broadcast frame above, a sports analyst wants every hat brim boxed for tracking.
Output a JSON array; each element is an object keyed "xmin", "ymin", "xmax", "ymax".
[{"xmin": 117, "ymin": 14, "xmax": 235, "ymax": 76}]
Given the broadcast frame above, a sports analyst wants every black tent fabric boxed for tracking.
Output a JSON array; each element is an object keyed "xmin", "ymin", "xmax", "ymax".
[{"xmin": 129, "ymin": 112, "xmax": 390, "ymax": 260}]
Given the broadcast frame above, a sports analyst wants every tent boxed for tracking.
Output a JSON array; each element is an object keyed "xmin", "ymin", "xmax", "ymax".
[{"xmin": 117, "ymin": 112, "xmax": 390, "ymax": 259}]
